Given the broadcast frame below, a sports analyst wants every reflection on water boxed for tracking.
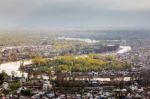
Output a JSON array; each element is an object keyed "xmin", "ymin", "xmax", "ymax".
[{"xmin": 0, "ymin": 60, "xmax": 32, "ymax": 77}]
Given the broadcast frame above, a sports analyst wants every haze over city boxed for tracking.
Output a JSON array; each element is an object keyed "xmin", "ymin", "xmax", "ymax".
[{"xmin": 0, "ymin": 0, "xmax": 150, "ymax": 30}]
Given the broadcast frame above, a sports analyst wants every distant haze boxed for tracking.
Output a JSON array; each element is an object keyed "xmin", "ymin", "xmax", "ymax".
[{"xmin": 0, "ymin": 0, "xmax": 150, "ymax": 30}]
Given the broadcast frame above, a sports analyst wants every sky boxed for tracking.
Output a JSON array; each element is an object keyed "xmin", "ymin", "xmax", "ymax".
[{"xmin": 0, "ymin": 0, "xmax": 150, "ymax": 30}]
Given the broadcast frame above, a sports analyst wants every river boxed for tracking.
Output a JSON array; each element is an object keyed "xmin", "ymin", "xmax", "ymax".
[
  {"xmin": 0, "ymin": 60, "xmax": 32, "ymax": 77},
  {"xmin": 117, "ymin": 46, "xmax": 132, "ymax": 54}
]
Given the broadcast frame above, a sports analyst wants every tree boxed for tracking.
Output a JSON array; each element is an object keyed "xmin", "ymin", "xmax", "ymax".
[
  {"xmin": 0, "ymin": 71, "xmax": 8, "ymax": 85},
  {"xmin": 48, "ymin": 68, "xmax": 53, "ymax": 80},
  {"xmin": 21, "ymin": 89, "xmax": 32, "ymax": 96},
  {"xmin": 32, "ymin": 57, "xmax": 48, "ymax": 66},
  {"xmin": 10, "ymin": 82, "xmax": 20, "ymax": 92},
  {"xmin": 57, "ymin": 65, "xmax": 70, "ymax": 73}
]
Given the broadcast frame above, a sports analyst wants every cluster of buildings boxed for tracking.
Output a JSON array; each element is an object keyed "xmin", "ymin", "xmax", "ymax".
[
  {"xmin": 1, "ymin": 68, "xmax": 150, "ymax": 99},
  {"xmin": 60, "ymin": 44, "xmax": 119, "ymax": 55},
  {"xmin": 0, "ymin": 45, "xmax": 54, "ymax": 61},
  {"xmin": 118, "ymin": 46, "xmax": 150, "ymax": 68},
  {"xmin": 0, "ymin": 44, "xmax": 120, "ymax": 62},
  {"xmin": 1, "ymin": 42, "xmax": 150, "ymax": 98}
]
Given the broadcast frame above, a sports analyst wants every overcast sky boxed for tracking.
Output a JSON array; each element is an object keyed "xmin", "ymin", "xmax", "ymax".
[{"xmin": 0, "ymin": 0, "xmax": 150, "ymax": 30}]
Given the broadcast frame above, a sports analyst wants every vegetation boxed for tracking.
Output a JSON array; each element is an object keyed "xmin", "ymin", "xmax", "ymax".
[
  {"xmin": 21, "ymin": 89, "xmax": 32, "ymax": 96},
  {"xmin": 10, "ymin": 82, "xmax": 21, "ymax": 92},
  {"xmin": 51, "ymin": 55, "xmax": 131, "ymax": 73},
  {"xmin": 0, "ymin": 71, "xmax": 8, "ymax": 85},
  {"xmin": 32, "ymin": 57, "xmax": 48, "ymax": 66},
  {"xmin": 24, "ymin": 55, "xmax": 131, "ymax": 75}
]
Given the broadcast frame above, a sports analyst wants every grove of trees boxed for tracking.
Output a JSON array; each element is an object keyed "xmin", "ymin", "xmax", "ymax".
[{"xmin": 26, "ymin": 55, "xmax": 131, "ymax": 75}]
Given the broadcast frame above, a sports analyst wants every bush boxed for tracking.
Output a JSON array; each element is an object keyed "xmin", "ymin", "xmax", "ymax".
[
  {"xmin": 21, "ymin": 89, "xmax": 32, "ymax": 96},
  {"xmin": 10, "ymin": 82, "xmax": 20, "ymax": 91}
]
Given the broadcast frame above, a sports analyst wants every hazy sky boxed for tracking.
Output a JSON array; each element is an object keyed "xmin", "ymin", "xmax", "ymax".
[{"xmin": 0, "ymin": 0, "xmax": 150, "ymax": 30}]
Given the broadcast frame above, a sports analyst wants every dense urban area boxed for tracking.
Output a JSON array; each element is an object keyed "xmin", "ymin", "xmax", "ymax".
[{"xmin": 0, "ymin": 30, "xmax": 150, "ymax": 99}]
